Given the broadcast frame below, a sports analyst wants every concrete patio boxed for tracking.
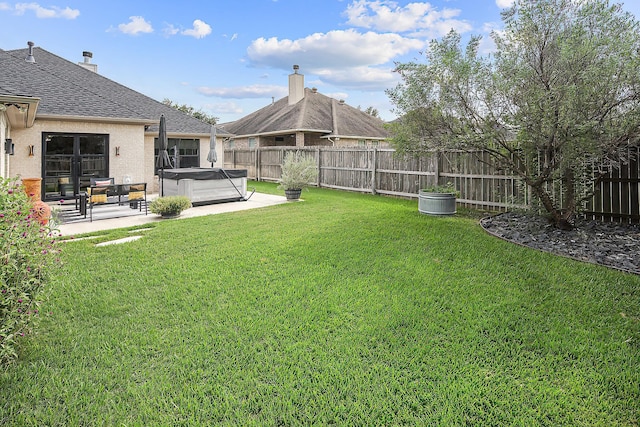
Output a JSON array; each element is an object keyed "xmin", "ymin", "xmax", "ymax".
[{"xmin": 53, "ymin": 192, "xmax": 288, "ymax": 236}]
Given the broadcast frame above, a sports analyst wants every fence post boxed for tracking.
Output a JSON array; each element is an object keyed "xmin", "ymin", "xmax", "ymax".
[
  {"xmin": 435, "ymin": 151, "xmax": 441, "ymax": 186},
  {"xmin": 316, "ymin": 147, "xmax": 321, "ymax": 188},
  {"xmin": 255, "ymin": 148, "xmax": 260, "ymax": 181},
  {"xmin": 371, "ymin": 148, "xmax": 378, "ymax": 195}
]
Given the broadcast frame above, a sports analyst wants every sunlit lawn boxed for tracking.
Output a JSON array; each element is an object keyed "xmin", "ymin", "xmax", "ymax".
[{"xmin": 1, "ymin": 182, "xmax": 639, "ymax": 425}]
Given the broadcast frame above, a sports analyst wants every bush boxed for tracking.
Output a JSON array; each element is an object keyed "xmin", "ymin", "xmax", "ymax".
[
  {"xmin": 149, "ymin": 196, "xmax": 192, "ymax": 216},
  {"xmin": 0, "ymin": 177, "xmax": 60, "ymax": 366},
  {"xmin": 422, "ymin": 182, "xmax": 460, "ymax": 197},
  {"xmin": 278, "ymin": 151, "xmax": 318, "ymax": 191}
]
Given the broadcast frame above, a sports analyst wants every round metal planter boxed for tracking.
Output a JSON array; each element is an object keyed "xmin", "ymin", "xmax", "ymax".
[{"xmin": 418, "ymin": 190, "xmax": 456, "ymax": 215}]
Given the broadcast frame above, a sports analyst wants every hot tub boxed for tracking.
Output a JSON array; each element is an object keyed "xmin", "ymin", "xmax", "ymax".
[{"xmin": 160, "ymin": 168, "xmax": 248, "ymax": 205}]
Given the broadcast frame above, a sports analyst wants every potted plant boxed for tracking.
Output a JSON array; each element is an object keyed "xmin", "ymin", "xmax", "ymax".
[
  {"xmin": 278, "ymin": 151, "xmax": 318, "ymax": 200},
  {"xmin": 21, "ymin": 177, "xmax": 51, "ymax": 225},
  {"xmin": 149, "ymin": 195, "xmax": 191, "ymax": 218},
  {"xmin": 418, "ymin": 182, "xmax": 459, "ymax": 215}
]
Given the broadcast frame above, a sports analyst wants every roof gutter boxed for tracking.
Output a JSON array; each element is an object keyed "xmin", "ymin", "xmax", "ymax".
[
  {"xmin": 145, "ymin": 131, "xmax": 212, "ymax": 138},
  {"xmin": 321, "ymin": 134, "xmax": 388, "ymax": 141},
  {"xmin": 36, "ymin": 114, "xmax": 154, "ymax": 126},
  {"xmin": 229, "ymin": 128, "xmax": 332, "ymax": 138},
  {"xmin": 0, "ymin": 96, "xmax": 40, "ymax": 129}
]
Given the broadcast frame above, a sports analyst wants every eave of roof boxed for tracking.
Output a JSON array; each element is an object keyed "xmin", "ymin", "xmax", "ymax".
[
  {"xmin": 228, "ymin": 128, "xmax": 333, "ymax": 138},
  {"xmin": 37, "ymin": 113, "xmax": 152, "ymax": 125},
  {"xmin": 322, "ymin": 134, "xmax": 388, "ymax": 140},
  {"xmin": 0, "ymin": 95, "xmax": 40, "ymax": 128}
]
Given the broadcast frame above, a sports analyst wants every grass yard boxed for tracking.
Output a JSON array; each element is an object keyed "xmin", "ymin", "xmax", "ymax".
[{"xmin": 1, "ymin": 182, "xmax": 639, "ymax": 425}]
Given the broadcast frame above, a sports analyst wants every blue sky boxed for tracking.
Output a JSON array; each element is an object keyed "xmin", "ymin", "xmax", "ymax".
[{"xmin": 2, "ymin": 0, "xmax": 639, "ymax": 124}]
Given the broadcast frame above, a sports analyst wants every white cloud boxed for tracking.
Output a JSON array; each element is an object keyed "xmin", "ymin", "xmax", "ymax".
[
  {"xmin": 197, "ymin": 84, "xmax": 288, "ymax": 99},
  {"xmin": 163, "ymin": 24, "xmax": 179, "ymax": 37},
  {"xmin": 11, "ymin": 2, "xmax": 79, "ymax": 19},
  {"xmin": 344, "ymin": 0, "xmax": 470, "ymax": 35},
  {"xmin": 315, "ymin": 65, "xmax": 399, "ymax": 90},
  {"xmin": 477, "ymin": 22, "xmax": 502, "ymax": 54},
  {"xmin": 118, "ymin": 16, "xmax": 153, "ymax": 35},
  {"xmin": 246, "ymin": 28, "xmax": 423, "ymax": 91},
  {"xmin": 182, "ymin": 19, "xmax": 211, "ymax": 39},
  {"xmin": 204, "ymin": 102, "xmax": 244, "ymax": 115},
  {"xmin": 247, "ymin": 29, "xmax": 424, "ymax": 70},
  {"xmin": 324, "ymin": 91, "xmax": 349, "ymax": 101},
  {"xmin": 495, "ymin": 0, "xmax": 514, "ymax": 8}
]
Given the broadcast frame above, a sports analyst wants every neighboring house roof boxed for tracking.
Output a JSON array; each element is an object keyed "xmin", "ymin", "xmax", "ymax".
[
  {"xmin": 0, "ymin": 46, "xmax": 212, "ymax": 135},
  {"xmin": 223, "ymin": 88, "xmax": 389, "ymax": 140}
]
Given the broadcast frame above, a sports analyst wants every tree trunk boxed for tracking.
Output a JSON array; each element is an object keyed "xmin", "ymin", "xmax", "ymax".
[
  {"xmin": 561, "ymin": 167, "xmax": 577, "ymax": 226},
  {"xmin": 529, "ymin": 182, "xmax": 573, "ymax": 230}
]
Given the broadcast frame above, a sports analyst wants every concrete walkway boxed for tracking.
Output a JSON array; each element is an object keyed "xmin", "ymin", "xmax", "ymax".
[{"xmin": 56, "ymin": 192, "xmax": 288, "ymax": 236}]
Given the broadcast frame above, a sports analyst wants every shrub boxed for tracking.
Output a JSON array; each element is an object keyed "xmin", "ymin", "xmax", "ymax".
[
  {"xmin": 149, "ymin": 196, "xmax": 192, "ymax": 217},
  {"xmin": 422, "ymin": 182, "xmax": 460, "ymax": 197},
  {"xmin": 278, "ymin": 151, "xmax": 318, "ymax": 191},
  {"xmin": 0, "ymin": 177, "xmax": 60, "ymax": 366}
]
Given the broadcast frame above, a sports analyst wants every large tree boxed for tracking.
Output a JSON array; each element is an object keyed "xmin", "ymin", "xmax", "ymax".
[
  {"xmin": 162, "ymin": 99, "xmax": 218, "ymax": 125},
  {"xmin": 387, "ymin": 0, "xmax": 640, "ymax": 229}
]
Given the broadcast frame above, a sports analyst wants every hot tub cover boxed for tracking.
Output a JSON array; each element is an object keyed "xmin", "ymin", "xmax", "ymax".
[{"xmin": 160, "ymin": 168, "xmax": 248, "ymax": 180}]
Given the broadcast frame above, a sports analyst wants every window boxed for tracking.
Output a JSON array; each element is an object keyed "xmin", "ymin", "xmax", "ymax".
[
  {"xmin": 155, "ymin": 138, "xmax": 199, "ymax": 173},
  {"xmin": 358, "ymin": 140, "xmax": 366, "ymax": 147},
  {"xmin": 249, "ymin": 137, "xmax": 257, "ymax": 149}
]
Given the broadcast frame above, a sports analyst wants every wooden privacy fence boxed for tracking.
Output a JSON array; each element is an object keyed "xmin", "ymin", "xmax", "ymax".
[{"xmin": 224, "ymin": 146, "xmax": 640, "ymax": 223}]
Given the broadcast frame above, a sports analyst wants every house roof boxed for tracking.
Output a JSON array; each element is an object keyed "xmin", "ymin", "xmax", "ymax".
[
  {"xmin": 223, "ymin": 88, "xmax": 389, "ymax": 140},
  {"xmin": 0, "ymin": 46, "xmax": 212, "ymax": 135}
]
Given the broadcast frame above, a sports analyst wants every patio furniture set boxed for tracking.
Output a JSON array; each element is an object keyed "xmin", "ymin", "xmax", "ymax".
[{"xmin": 81, "ymin": 177, "xmax": 148, "ymax": 222}]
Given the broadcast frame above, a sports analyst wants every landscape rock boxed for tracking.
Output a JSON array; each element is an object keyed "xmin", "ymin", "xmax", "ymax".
[{"xmin": 480, "ymin": 212, "xmax": 640, "ymax": 275}]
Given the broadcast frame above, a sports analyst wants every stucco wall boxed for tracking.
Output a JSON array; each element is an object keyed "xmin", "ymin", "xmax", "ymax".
[
  {"xmin": 0, "ymin": 113, "xmax": 7, "ymax": 178},
  {"xmin": 9, "ymin": 119, "xmax": 146, "ymax": 184},
  {"xmin": 198, "ymin": 137, "xmax": 223, "ymax": 168}
]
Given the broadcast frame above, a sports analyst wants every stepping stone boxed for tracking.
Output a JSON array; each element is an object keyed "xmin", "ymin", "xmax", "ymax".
[{"xmin": 96, "ymin": 236, "xmax": 143, "ymax": 246}]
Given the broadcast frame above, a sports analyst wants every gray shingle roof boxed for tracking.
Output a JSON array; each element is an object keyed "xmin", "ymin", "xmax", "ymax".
[
  {"xmin": 224, "ymin": 88, "xmax": 389, "ymax": 139},
  {"xmin": 0, "ymin": 46, "xmax": 212, "ymax": 135}
]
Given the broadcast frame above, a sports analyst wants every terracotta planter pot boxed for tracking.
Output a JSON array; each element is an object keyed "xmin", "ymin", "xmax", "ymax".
[
  {"xmin": 22, "ymin": 178, "xmax": 50, "ymax": 225},
  {"xmin": 22, "ymin": 178, "xmax": 42, "ymax": 201},
  {"xmin": 31, "ymin": 200, "xmax": 51, "ymax": 225}
]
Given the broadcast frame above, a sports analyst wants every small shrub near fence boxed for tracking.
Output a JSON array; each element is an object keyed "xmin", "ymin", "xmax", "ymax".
[{"xmin": 224, "ymin": 146, "xmax": 640, "ymax": 223}]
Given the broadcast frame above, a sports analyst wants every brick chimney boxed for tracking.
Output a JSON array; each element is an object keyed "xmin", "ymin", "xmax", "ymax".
[{"xmin": 288, "ymin": 64, "xmax": 304, "ymax": 105}]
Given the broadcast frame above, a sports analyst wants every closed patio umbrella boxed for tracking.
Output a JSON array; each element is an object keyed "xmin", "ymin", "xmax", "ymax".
[
  {"xmin": 206, "ymin": 124, "xmax": 217, "ymax": 167},
  {"xmin": 156, "ymin": 114, "xmax": 172, "ymax": 196}
]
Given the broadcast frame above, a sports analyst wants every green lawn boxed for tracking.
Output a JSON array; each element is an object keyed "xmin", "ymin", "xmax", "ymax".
[{"xmin": 2, "ymin": 182, "xmax": 639, "ymax": 426}]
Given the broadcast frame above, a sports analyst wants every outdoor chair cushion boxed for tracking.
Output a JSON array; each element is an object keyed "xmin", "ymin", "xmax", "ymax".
[
  {"xmin": 128, "ymin": 183, "xmax": 145, "ymax": 201},
  {"xmin": 88, "ymin": 186, "xmax": 108, "ymax": 204}
]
